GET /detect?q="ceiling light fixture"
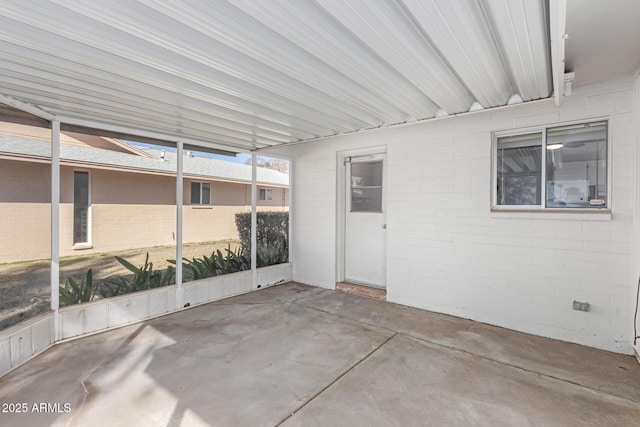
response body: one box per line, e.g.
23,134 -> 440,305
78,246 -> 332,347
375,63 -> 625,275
547,143 -> 564,150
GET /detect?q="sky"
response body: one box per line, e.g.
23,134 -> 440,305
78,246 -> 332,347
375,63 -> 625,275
127,140 -> 252,164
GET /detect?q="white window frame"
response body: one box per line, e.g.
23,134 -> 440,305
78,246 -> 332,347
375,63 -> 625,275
492,118 -> 611,211
191,181 -> 211,205
72,169 -> 92,249
259,188 -> 272,201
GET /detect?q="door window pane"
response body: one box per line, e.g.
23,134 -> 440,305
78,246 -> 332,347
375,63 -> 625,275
351,160 -> 383,212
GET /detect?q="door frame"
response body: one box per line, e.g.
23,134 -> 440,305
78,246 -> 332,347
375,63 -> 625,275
336,145 -> 387,287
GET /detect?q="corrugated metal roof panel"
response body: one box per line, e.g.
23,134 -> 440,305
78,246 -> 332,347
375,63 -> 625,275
0,0 -> 552,152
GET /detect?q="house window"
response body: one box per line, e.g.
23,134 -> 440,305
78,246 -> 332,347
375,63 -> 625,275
259,188 -> 272,201
191,182 -> 211,205
494,121 -> 608,209
73,171 -> 90,244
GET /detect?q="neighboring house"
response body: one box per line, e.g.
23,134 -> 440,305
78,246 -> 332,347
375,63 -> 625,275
0,124 -> 289,263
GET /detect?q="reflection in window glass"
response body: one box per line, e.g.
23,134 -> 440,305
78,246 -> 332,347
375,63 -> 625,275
546,121 -> 607,208
496,133 -> 542,206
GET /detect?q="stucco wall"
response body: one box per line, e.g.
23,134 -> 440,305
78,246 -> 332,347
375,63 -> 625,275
0,159 -> 51,263
58,167 -> 176,256
182,180 -> 288,244
1,163 -> 288,262
274,75 -> 636,354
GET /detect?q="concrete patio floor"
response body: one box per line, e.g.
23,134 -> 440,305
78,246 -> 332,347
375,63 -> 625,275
1,282 -> 639,426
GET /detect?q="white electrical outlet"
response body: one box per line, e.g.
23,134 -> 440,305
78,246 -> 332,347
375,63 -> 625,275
573,300 -> 590,312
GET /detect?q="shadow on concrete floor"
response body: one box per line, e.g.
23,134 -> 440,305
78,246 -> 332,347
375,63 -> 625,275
0,282 -> 639,426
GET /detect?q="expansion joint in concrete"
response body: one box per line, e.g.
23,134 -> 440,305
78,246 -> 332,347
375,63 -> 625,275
275,332 -> 398,426
293,299 -> 640,407
398,332 -> 640,407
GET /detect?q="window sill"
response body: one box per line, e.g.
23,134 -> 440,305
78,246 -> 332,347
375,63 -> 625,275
191,205 -> 213,209
490,209 -> 611,221
72,243 -> 93,250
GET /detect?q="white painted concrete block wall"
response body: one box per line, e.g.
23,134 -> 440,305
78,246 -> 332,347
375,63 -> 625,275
632,73 -> 640,360
283,75 -> 637,354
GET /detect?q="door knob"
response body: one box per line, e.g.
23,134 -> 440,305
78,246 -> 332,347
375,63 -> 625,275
382,224 -> 387,229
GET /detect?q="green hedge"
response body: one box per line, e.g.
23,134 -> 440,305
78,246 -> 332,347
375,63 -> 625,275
235,211 -> 289,266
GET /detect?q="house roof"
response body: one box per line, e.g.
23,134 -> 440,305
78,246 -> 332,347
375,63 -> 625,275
0,135 -> 289,187
0,2 -> 637,154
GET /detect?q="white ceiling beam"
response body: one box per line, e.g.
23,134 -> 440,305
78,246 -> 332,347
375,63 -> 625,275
549,0 -> 568,106
0,93 -> 55,121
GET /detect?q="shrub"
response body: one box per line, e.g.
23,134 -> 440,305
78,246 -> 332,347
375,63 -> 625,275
59,269 -> 95,307
235,211 -> 289,266
101,253 -> 175,298
170,245 -> 250,281
256,235 -> 288,267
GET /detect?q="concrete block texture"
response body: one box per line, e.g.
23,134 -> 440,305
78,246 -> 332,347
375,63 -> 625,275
277,75 -> 638,354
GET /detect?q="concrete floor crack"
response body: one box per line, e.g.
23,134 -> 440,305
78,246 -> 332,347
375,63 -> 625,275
67,379 -> 90,427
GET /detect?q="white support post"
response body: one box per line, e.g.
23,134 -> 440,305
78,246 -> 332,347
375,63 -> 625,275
176,141 -> 184,308
251,153 -> 257,289
550,0 -> 568,106
50,120 -> 60,340
288,158 -> 294,269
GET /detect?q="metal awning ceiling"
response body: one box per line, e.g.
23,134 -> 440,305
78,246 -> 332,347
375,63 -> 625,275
0,0 -> 553,153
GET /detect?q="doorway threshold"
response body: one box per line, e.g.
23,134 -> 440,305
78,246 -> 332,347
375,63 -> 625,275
336,282 -> 386,301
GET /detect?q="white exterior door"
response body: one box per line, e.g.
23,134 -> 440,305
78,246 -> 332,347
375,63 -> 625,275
345,153 -> 386,288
